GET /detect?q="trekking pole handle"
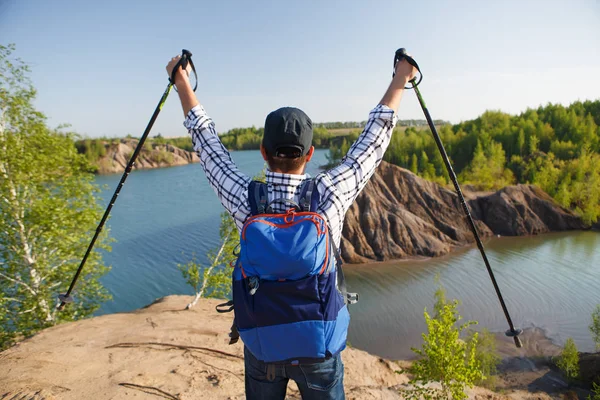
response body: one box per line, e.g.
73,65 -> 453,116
170,49 -> 198,92
393,48 -> 423,89
180,49 -> 192,70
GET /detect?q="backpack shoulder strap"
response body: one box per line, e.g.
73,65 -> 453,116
248,180 -> 268,215
298,178 -> 320,212
330,238 -> 359,305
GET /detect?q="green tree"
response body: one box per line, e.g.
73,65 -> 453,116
410,153 -> 418,174
406,284 -> 483,400
460,140 -> 513,190
517,129 -> 525,155
153,133 -> 166,145
590,305 -> 600,350
0,44 -> 111,349
555,338 -> 580,382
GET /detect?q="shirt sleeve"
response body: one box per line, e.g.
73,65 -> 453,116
323,104 -> 397,213
184,105 -> 251,219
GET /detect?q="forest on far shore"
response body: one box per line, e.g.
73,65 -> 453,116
76,100 -> 600,224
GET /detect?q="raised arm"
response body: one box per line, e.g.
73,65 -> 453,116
166,56 -> 251,224
324,57 -> 417,210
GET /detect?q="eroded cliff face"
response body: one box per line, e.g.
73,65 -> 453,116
96,140 -> 199,174
340,161 -> 587,263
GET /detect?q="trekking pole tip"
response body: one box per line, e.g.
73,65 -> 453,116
505,328 -> 523,348
514,335 -> 523,348
57,294 -> 74,311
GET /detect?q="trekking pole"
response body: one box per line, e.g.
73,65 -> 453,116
57,49 -> 198,311
393,48 -> 523,348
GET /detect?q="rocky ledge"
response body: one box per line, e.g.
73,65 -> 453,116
341,161 -> 587,263
1,296 -> 586,400
95,139 -> 199,174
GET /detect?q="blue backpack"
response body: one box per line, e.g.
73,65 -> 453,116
218,179 -> 357,363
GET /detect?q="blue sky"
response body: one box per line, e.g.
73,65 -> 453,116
1,0 -> 599,138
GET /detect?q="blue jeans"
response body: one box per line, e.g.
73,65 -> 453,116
244,347 -> 345,400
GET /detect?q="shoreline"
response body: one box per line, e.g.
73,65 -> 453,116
343,229 -> 598,270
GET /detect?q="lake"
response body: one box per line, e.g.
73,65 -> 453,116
94,149 -> 600,360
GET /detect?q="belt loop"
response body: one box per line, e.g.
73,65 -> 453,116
266,364 -> 276,381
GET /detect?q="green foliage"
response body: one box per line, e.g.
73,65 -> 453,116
590,305 -> 600,350
178,211 -> 238,301
153,133 -> 166,145
588,382 -> 600,400
177,257 -> 202,293
202,211 -> 238,299
459,140 -> 514,191
164,136 -> 193,152
219,126 -> 264,150
75,138 -> 106,167
405,285 -> 483,400
149,149 -> 174,164
554,338 -> 580,382
467,328 -> 501,390
517,148 -> 600,224
324,133 -> 358,168
0,44 -> 111,349
75,135 -> 196,172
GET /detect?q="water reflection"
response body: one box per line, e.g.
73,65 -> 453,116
344,231 -> 600,360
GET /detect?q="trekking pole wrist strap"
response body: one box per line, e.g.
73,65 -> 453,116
170,49 -> 198,92
393,47 -> 423,89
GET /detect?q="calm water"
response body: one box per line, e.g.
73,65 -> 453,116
95,149 -> 600,359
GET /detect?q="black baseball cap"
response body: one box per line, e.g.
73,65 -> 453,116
262,107 -> 313,157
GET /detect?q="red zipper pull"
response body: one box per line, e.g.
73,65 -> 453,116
284,208 -> 295,224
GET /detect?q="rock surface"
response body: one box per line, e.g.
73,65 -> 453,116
96,139 -> 199,174
0,296 -> 409,399
0,296 -> 564,400
340,162 -> 587,263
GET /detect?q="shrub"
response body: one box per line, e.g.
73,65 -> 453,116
554,338 -> 580,382
404,285 -> 483,400
588,382 -> 600,400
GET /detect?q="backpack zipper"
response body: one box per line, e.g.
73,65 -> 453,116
242,212 -> 327,240
241,212 -> 331,277
248,276 -> 260,295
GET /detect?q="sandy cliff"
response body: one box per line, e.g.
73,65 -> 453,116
341,161 -> 587,263
95,140 -> 199,174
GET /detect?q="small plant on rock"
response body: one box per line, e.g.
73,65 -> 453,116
554,337 -> 580,383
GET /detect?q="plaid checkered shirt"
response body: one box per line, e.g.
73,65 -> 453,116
184,104 -> 397,249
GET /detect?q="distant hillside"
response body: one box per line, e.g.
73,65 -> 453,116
76,118 -> 451,169
314,118 -> 450,129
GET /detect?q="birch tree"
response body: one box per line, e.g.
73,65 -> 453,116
0,44 -> 111,349
179,211 -> 238,309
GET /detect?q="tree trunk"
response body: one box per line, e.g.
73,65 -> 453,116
186,232 -> 231,310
